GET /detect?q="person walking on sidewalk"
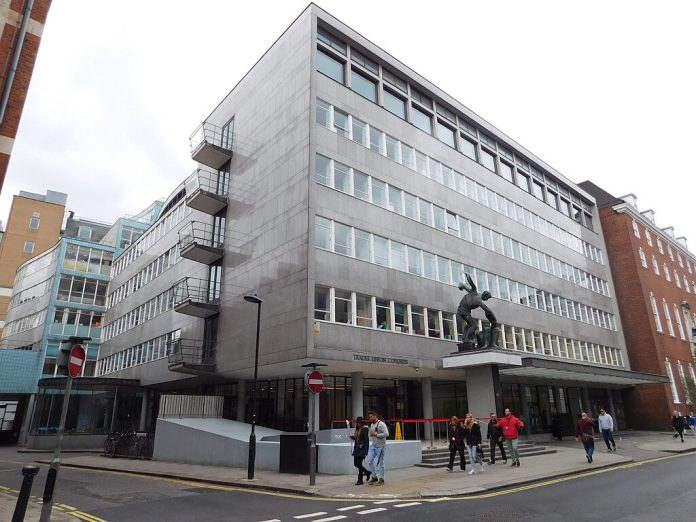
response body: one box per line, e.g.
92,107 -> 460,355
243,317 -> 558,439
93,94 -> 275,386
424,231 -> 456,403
576,412 -> 595,463
688,412 -> 696,437
366,410 -> 389,486
496,408 -> 525,467
463,413 -> 485,475
598,408 -> 616,452
349,416 -> 371,485
672,411 -> 686,442
485,412 -> 507,464
446,416 -> 466,472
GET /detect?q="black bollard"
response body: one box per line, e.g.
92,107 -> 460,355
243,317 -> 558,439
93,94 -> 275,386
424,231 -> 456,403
12,465 -> 40,522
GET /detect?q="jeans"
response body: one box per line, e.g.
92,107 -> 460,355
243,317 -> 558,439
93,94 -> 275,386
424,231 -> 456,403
367,445 -> 386,480
466,445 -> 483,469
505,438 -> 520,463
601,429 -> 615,450
448,446 -> 466,470
489,438 -> 507,463
583,439 -> 595,460
353,455 -> 370,481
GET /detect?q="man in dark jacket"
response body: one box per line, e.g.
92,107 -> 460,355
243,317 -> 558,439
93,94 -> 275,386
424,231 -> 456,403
485,412 -> 507,464
672,411 -> 687,442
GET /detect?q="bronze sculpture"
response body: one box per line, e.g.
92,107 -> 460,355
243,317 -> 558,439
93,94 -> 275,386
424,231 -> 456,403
457,273 -> 499,349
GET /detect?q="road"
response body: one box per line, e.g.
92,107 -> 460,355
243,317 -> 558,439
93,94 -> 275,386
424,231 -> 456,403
0,446 -> 694,521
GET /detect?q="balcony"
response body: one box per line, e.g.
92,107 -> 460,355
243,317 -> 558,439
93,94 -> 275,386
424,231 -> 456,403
172,278 -> 219,318
190,122 -> 233,170
185,168 -> 228,215
178,221 -> 224,265
168,338 -> 216,374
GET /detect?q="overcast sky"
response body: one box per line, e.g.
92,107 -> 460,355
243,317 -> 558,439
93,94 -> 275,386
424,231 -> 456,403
2,0 -> 695,250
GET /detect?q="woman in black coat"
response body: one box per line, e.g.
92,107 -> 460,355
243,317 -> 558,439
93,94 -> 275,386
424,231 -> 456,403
463,413 -> 485,474
446,416 -> 466,471
350,416 -> 371,484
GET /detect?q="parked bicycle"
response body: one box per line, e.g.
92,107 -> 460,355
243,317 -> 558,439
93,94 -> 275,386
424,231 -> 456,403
103,430 -> 153,459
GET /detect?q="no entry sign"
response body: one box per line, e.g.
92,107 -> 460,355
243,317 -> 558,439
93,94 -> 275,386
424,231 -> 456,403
305,369 -> 324,394
68,344 -> 86,378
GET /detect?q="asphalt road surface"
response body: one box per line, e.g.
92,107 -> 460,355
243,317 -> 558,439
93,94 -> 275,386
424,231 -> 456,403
0,447 -> 693,521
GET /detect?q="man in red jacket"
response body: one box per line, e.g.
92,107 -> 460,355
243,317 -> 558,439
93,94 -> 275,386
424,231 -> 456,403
496,408 -> 525,467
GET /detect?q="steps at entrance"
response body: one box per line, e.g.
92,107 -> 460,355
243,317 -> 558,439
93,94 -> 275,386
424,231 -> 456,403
417,440 -> 556,468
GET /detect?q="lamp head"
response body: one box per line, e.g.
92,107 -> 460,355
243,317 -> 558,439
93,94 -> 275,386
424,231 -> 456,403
244,293 -> 263,304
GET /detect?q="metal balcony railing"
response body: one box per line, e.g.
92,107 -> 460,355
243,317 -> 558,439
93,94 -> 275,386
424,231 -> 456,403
178,221 -> 224,265
167,338 -> 216,374
172,277 -> 219,318
184,168 -> 229,215
189,122 -> 233,170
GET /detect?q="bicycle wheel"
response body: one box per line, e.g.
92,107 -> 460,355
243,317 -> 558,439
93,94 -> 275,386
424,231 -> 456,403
138,436 -> 153,459
104,438 -> 116,457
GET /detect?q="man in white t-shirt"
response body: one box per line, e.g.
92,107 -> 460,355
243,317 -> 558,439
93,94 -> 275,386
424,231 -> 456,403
366,410 -> 389,486
598,409 -> 616,452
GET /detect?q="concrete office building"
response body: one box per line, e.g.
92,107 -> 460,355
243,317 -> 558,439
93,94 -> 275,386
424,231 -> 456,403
95,4 -> 666,438
0,189 -> 66,338
0,0 -> 52,193
580,183 -> 696,429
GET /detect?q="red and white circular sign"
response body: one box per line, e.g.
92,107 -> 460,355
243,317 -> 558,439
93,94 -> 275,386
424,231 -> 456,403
68,344 -> 86,378
305,369 -> 324,394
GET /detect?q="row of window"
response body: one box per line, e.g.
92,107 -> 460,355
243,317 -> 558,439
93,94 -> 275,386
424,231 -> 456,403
315,216 -> 617,331
97,330 -> 180,376
3,309 -> 46,337
316,99 -> 604,264
665,358 -> 696,404
314,285 -> 623,367
315,31 -> 595,230
316,153 -> 610,297
16,246 -> 58,280
8,278 -> 51,310
56,275 -> 108,307
107,244 -> 181,309
639,248 -> 696,293
648,293 -> 690,341
63,243 -> 113,276
112,200 -> 190,277
102,288 -> 176,342
633,219 -> 693,274
119,225 -> 145,250
50,308 -> 103,338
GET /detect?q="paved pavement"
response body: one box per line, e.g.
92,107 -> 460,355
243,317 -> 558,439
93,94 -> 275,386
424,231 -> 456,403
1,430 -> 694,519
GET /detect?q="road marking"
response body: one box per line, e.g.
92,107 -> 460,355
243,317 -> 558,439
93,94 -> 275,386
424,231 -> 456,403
336,505 -> 365,511
294,513 -> 328,519
394,502 -> 421,507
372,500 -> 394,504
70,511 -> 108,522
259,519 -> 280,522
356,507 -> 387,514
58,502 -> 77,510
312,517 -> 346,522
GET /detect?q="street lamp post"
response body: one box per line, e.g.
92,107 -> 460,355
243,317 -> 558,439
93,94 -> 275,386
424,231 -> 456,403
244,293 -> 263,480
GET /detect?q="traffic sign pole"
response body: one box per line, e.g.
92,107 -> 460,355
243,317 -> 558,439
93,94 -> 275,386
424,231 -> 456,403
302,363 -> 326,486
40,336 -> 90,522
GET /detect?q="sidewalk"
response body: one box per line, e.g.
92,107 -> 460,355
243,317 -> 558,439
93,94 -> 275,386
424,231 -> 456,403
33,430 -> 696,499
0,490 -> 80,521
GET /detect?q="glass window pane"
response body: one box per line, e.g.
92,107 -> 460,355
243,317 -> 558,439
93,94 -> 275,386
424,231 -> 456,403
334,223 -> 352,256
383,89 -> 406,119
314,216 -> 331,249
371,179 -> 386,207
315,154 -> 330,185
356,294 -> 372,327
355,229 -> 371,261
436,121 -> 455,147
354,170 -> 369,200
481,149 -> 496,172
351,70 -> 376,101
334,161 -> 350,193
461,137 -> 477,160
373,236 -> 389,266
316,49 -> 344,83
411,105 -> 432,134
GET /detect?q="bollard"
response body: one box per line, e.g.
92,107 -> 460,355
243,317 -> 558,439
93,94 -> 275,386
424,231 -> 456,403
12,465 -> 40,522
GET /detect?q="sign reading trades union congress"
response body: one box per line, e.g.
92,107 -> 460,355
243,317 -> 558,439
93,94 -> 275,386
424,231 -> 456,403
353,354 -> 409,365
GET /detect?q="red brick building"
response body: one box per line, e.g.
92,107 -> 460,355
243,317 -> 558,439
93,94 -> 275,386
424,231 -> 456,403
0,0 -> 52,194
581,182 -> 696,429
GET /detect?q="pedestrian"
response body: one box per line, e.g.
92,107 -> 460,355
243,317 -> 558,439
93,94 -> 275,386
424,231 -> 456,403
496,408 -> 525,467
597,408 -> 617,452
671,410 -> 686,442
575,412 -> 595,463
366,410 -> 389,486
485,412 -> 507,464
446,416 -> 466,472
349,416 -> 371,485
463,413 -> 485,475
688,412 -> 696,437
550,415 -> 563,441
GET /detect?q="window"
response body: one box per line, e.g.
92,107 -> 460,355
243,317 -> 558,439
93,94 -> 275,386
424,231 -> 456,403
29,216 -> 40,229
333,108 -> 349,137
411,306 -> 425,335
645,229 -> 653,246
515,173 -> 529,192
77,226 -> 93,240
663,299 -> 675,336
531,181 -> 544,200
350,49 -> 378,74
317,27 -> 346,54
334,290 -> 352,324
333,223 -> 352,256
334,161 -> 350,193
675,270 -> 681,288
354,170 -> 369,201
316,49 -> 344,83
315,154 -> 330,185
352,118 -> 367,145
499,161 -> 513,182
355,293 -> 372,327
668,245 -> 674,260
316,99 -> 330,127
427,309 -> 440,338
639,248 -> 647,268
410,105 -> 432,134
23,241 -> 35,253
314,216 -> 331,250
376,298 -> 391,330
436,120 -> 455,147
665,359 -> 680,403
350,70 -> 377,101
382,89 -> 406,119
657,239 -> 664,254
394,302 -> 408,332
460,136 -> 477,161
674,304 -> 686,340
391,241 -> 406,271
632,219 -> 640,238
355,229 -> 370,261
652,256 -> 660,275
314,286 -> 330,320
480,149 -> 496,172
383,69 -> 407,92
664,264 -> 671,281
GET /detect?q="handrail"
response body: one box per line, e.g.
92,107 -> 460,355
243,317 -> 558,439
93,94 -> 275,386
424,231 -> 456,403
178,221 -> 224,250
185,167 -> 229,198
168,338 -> 216,367
172,277 -> 218,305
189,122 -> 233,153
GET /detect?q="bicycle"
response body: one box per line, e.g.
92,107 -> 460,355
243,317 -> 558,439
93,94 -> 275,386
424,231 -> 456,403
103,430 -> 138,458
136,433 -> 154,459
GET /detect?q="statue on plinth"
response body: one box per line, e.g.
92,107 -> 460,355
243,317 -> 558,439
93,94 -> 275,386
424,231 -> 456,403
457,273 -> 499,350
